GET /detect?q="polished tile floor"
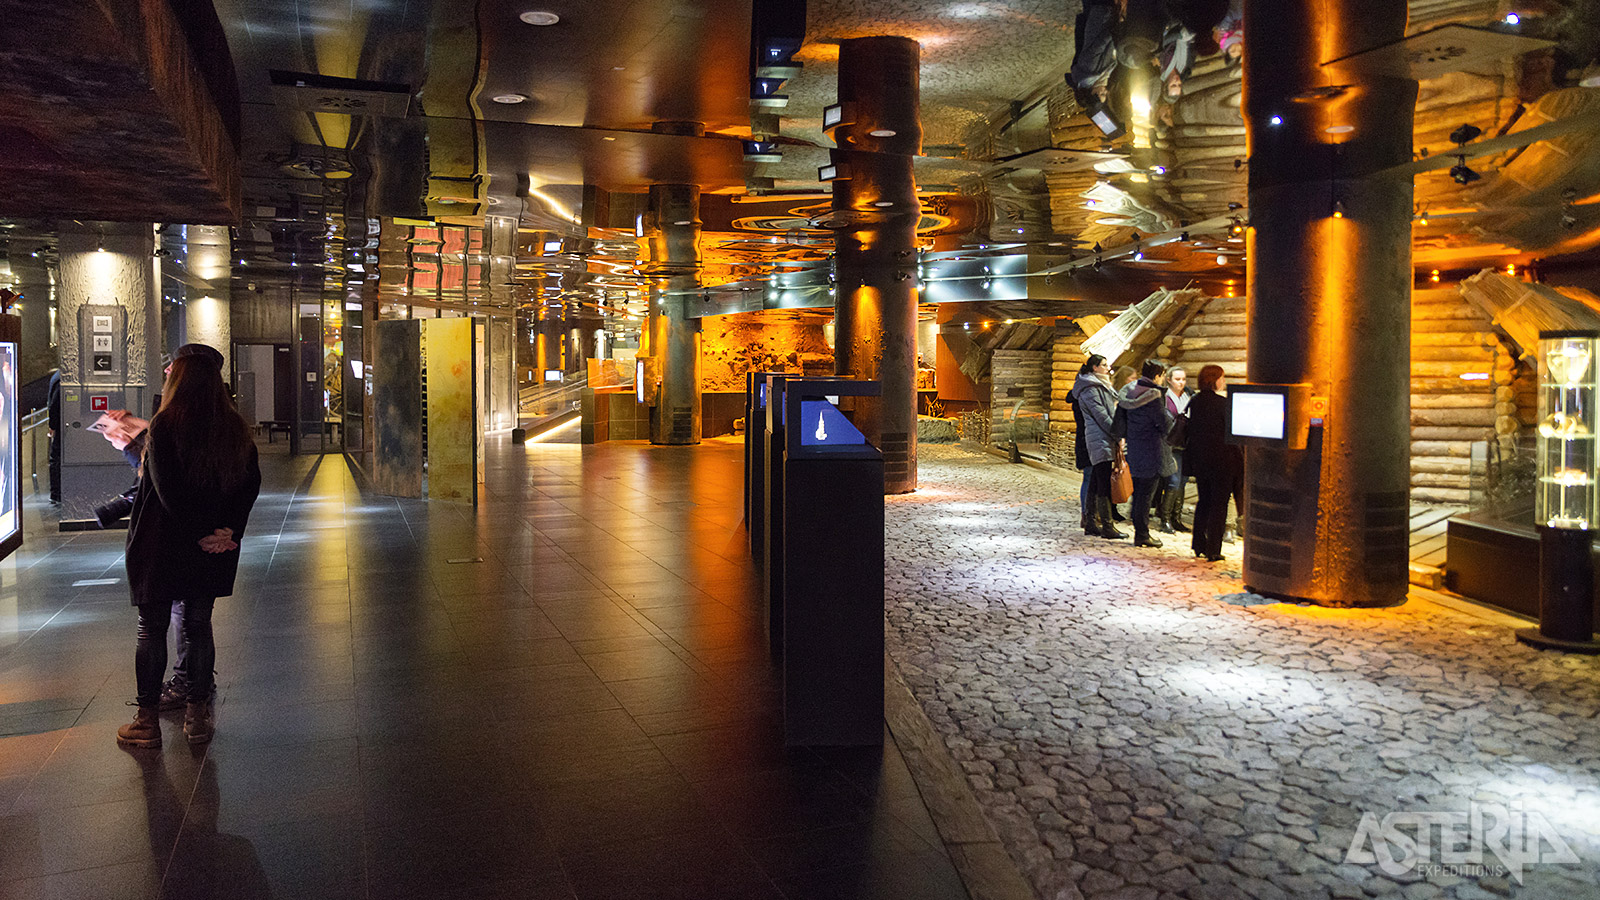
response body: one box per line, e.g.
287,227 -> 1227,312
0,438 -> 969,900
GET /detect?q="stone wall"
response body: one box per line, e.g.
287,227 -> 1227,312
700,314 -> 831,392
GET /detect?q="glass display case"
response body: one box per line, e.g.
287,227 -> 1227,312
1536,331 -> 1599,530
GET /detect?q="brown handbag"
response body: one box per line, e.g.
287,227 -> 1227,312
1110,445 -> 1134,504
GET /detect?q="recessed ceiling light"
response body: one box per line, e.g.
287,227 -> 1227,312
519,11 -> 560,25
602,136 -> 617,141
872,201 -> 894,207
673,220 -> 693,226
1325,124 -> 1354,134
868,128 -> 897,137
492,93 -> 528,104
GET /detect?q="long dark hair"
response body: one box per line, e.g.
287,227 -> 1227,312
149,356 -> 253,491
1079,354 -> 1106,376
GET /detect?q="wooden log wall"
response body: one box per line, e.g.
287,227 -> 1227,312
1161,295 -> 1248,382
1409,288 -> 1504,505
990,349 -> 1049,439
1047,324 -> 1088,469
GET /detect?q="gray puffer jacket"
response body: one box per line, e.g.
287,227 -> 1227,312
1070,371 -> 1119,466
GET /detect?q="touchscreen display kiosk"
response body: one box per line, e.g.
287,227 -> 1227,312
1231,391 -> 1286,440
1227,383 -> 1314,450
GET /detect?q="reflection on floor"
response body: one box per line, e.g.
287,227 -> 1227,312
0,438 -> 969,900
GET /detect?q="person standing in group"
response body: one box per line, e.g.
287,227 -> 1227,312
1159,366 -> 1193,533
1186,365 -> 1241,562
1070,354 -> 1124,539
1118,360 -> 1172,548
116,355 -> 260,749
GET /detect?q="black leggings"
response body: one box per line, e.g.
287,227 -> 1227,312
136,598 -> 216,708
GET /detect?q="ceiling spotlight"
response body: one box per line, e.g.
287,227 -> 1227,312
1216,254 -> 1228,266
872,200 -> 894,208
868,128 -> 897,138
673,219 -> 693,226
492,93 -> 528,104
1449,156 -> 1480,185
519,11 -> 560,25
1449,124 -> 1484,146
1268,115 -> 1283,126
1503,12 -> 1520,25
1152,166 -> 1167,175
1325,124 -> 1354,134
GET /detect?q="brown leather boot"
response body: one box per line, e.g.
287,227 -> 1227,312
117,706 -> 162,748
184,700 -> 214,745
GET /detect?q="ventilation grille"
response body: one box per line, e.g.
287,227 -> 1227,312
1246,485 -> 1295,580
1364,490 -> 1411,583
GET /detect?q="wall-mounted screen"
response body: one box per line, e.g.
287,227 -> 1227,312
1231,391 -> 1286,440
0,340 -> 20,560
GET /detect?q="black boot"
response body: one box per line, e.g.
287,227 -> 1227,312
1165,490 -> 1188,533
1082,511 -> 1103,537
1098,498 -> 1126,539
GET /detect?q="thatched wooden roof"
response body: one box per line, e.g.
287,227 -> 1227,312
1458,269 -> 1600,360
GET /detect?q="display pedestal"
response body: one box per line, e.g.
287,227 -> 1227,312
762,374 -> 789,657
1517,526 -> 1600,654
782,450 -> 885,746
777,377 -> 884,747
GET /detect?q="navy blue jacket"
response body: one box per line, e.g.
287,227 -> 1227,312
1118,377 -> 1171,479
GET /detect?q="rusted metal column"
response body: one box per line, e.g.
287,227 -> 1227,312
1242,1 -> 1417,607
644,183 -> 702,445
831,36 -> 922,494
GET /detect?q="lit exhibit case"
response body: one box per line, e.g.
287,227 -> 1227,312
0,314 -> 20,561
1535,332 -> 1596,530
1517,330 -> 1600,653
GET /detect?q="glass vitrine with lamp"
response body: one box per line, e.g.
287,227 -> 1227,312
1535,331 -> 1598,530
1517,329 -> 1600,653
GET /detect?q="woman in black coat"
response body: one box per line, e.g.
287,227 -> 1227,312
117,356 -> 260,749
1186,365 -> 1242,562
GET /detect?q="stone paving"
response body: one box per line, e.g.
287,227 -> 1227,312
885,445 -> 1600,900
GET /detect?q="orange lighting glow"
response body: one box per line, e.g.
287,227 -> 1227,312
1430,269 -> 1441,282
1506,263 -> 1517,276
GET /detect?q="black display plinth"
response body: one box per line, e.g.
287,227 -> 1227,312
745,372 -> 780,563
783,451 -> 885,746
778,378 -> 884,747
762,374 -> 790,657
1517,526 -> 1600,653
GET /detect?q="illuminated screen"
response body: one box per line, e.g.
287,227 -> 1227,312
798,399 -> 866,446
1231,391 -> 1286,440
0,342 -> 18,556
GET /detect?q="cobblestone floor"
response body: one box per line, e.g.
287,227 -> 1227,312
886,446 -> 1600,900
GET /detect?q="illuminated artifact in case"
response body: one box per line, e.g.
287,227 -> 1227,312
1536,333 -> 1597,530
1517,330 -> 1600,653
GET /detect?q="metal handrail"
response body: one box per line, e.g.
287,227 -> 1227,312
20,407 -> 50,496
